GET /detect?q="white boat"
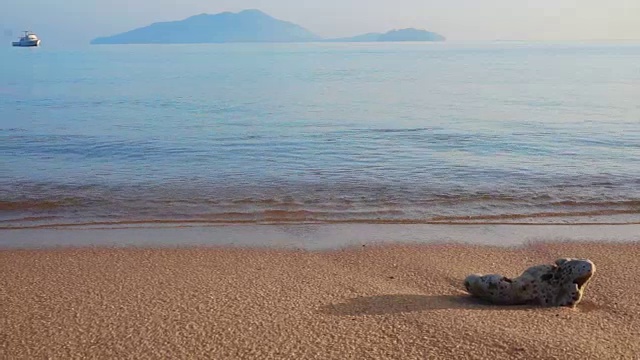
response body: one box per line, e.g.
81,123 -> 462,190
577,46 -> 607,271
12,31 -> 41,47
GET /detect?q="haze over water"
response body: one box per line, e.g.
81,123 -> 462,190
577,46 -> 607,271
2,42 -> 640,229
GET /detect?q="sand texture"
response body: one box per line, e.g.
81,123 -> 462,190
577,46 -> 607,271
2,242 -> 639,359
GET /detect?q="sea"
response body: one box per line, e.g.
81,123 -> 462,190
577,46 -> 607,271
2,42 -> 640,233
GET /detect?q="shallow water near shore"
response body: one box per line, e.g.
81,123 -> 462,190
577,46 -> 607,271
2,224 -> 639,250
2,42 -> 640,233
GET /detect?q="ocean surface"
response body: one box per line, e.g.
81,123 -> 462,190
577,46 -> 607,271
2,42 -> 640,229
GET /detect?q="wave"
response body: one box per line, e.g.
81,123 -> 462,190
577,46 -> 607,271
2,207 -> 640,230
430,209 -> 640,222
3,180 -> 640,229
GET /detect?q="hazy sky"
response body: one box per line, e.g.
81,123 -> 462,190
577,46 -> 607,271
2,0 -> 639,45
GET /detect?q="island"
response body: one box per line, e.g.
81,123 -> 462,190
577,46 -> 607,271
91,10 -> 445,45
327,29 -> 446,43
91,10 -> 321,44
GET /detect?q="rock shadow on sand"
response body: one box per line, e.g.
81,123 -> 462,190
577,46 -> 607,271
321,294 -> 532,316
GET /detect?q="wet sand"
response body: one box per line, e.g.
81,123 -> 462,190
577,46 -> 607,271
2,241 -> 639,359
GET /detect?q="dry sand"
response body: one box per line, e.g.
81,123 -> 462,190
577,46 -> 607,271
2,241 -> 639,359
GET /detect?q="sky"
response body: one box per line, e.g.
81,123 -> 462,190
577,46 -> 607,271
1,0 -> 639,45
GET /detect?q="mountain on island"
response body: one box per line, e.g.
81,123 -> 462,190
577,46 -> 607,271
91,10 -> 321,44
91,10 -> 445,45
327,28 -> 446,42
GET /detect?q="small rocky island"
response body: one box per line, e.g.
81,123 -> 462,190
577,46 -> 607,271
329,28 -> 446,42
91,10 -> 445,45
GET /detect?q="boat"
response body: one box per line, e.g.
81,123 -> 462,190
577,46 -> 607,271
12,31 -> 41,47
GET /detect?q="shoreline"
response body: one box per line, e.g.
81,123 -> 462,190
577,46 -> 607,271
2,241 -> 639,359
2,223 -> 639,250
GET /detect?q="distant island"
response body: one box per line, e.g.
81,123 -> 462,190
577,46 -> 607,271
91,10 -> 445,45
328,28 -> 445,42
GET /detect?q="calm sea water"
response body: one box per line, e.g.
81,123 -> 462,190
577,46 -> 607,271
1,42 -> 640,228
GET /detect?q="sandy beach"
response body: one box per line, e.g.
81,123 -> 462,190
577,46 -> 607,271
2,241 -> 639,359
